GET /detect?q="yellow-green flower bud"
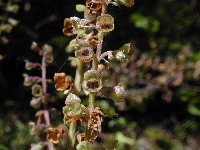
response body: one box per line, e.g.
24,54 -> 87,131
112,43 -> 131,62
63,93 -> 82,123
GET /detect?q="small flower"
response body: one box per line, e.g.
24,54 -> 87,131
42,44 -> 54,64
82,70 -> 102,94
75,46 -> 94,62
112,43 -> 131,62
23,74 -> 41,86
63,93 -> 82,123
32,84 -> 43,97
70,17 -> 94,35
54,73 -> 73,91
30,97 -> 43,109
63,18 -> 74,36
86,0 -> 102,11
100,83 -> 124,103
84,8 -> 101,24
45,127 -> 63,144
25,60 -> 41,70
96,14 -> 114,33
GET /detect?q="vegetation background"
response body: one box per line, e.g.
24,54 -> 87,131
0,0 -> 200,149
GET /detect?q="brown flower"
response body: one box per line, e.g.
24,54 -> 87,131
54,73 -> 73,91
45,127 -> 63,144
86,0 -> 102,11
87,107 -> 104,142
63,18 -> 74,36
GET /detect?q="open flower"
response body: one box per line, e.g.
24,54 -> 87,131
75,46 -> 94,62
96,14 -> 114,33
32,84 -> 43,97
63,18 -> 74,36
45,127 -> 63,144
54,73 -> 73,91
82,70 -> 102,94
86,0 -> 102,11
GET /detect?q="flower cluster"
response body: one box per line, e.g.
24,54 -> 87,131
23,43 -> 54,149
24,0 -> 133,149
50,0 -> 133,149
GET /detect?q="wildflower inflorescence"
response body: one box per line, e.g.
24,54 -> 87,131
24,0 -> 133,149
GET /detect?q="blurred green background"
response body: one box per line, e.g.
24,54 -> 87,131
1,0 -> 200,149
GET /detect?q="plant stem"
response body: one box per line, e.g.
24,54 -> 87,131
42,56 -> 51,126
42,54 -> 53,148
74,59 -> 83,95
68,58 -> 83,149
96,31 -> 103,60
88,92 -> 95,110
69,120 -> 76,149
96,1 -> 107,60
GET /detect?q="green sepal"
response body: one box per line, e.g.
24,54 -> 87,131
76,4 -> 86,12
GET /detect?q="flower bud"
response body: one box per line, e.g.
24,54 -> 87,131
82,70 -> 102,94
31,42 -> 41,53
25,60 -> 41,70
112,43 -> 130,62
96,14 -> 114,33
42,44 -> 54,64
31,84 -> 43,97
23,74 -> 42,86
30,97 -> 43,109
63,93 -> 82,123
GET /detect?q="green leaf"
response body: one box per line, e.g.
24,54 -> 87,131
115,132 -> 135,145
188,103 -> 200,116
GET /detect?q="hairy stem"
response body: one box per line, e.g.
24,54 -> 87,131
96,1 -> 107,60
88,92 -> 95,110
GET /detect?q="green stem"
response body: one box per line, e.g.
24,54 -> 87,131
68,57 -> 83,149
69,120 -> 76,149
88,93 -> 95,110
74,59 -> 83,95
